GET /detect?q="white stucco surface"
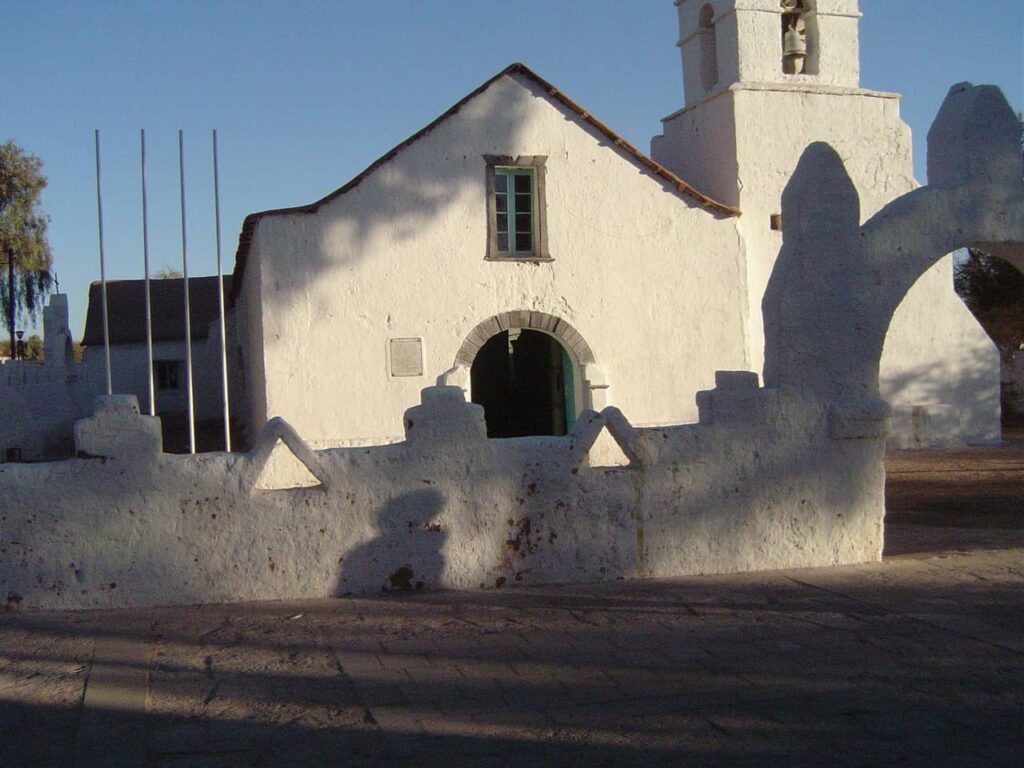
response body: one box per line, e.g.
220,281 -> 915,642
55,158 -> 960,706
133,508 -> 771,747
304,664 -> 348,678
4,3 -> 1010,469
0,383 -> 885,611
761,86 -> 1023,424
226,2 -> 1010,454
237,71 -> 749,449
676,0 -> 862,107
83,336 -> 227,423
881,258 -> 1000,447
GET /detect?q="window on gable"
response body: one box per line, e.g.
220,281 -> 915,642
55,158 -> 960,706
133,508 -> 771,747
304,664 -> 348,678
496,168 -> 535,254
485,155 -> 550,261
155,360 -> 181,391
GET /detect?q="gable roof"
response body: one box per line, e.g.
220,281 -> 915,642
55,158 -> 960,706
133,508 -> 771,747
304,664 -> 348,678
82,275 -> 232,346
230,62 -> 740,300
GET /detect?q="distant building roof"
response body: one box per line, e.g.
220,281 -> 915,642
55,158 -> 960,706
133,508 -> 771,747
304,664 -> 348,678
81,276 -> 232,346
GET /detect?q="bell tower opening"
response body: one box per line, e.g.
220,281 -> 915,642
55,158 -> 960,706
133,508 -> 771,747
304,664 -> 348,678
699,4 -> 719,92
469,329 -> 576,438
781,0 -> 818,76
781,1 -> 808,74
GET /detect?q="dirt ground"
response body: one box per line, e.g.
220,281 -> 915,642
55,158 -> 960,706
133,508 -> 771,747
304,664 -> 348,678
884,437 -> 1024,556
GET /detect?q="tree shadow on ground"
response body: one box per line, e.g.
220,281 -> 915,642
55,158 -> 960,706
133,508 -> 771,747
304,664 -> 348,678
1,552 -> 1022,767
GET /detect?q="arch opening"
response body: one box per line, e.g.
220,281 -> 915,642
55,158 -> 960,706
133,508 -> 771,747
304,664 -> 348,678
470,329 -> 575,438
780,1 -> 817,75
699,4 -> 719,92
880,251 -> 1002,448
953,248 -> 1024,439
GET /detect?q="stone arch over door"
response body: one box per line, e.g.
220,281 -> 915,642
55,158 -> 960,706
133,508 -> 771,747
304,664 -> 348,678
455,310 -> 595,368
446,310 -> 609,416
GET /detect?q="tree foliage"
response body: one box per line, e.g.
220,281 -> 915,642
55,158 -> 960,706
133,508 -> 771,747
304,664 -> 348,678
0,334 -> 43,361
0,141 -> 53,326
954,248 -> 1024,354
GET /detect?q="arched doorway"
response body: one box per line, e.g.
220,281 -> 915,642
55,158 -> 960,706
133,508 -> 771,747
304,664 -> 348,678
470,329 -> 575,438
453,310 -> 599,438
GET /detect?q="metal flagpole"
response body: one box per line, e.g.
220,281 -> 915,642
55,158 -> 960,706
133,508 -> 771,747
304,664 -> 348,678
94,130 -> 112,395
212,130 -> 231,452
178,130 -> 196,454
141,129 -> 156,416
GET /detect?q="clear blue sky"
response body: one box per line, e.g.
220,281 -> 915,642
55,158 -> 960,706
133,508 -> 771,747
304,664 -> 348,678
4,0 -> 1022,339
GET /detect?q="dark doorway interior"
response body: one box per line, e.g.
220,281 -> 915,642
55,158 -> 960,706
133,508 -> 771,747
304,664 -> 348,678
158,412 -> 243,454
470,329 -> 573,438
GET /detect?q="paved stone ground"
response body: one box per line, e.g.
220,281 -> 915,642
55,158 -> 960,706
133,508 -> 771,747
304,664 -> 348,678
1,445 -> 1021,767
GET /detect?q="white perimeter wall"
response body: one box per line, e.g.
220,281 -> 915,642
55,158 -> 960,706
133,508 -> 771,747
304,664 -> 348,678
0,360 -> 101,460
0,385 -> 886,612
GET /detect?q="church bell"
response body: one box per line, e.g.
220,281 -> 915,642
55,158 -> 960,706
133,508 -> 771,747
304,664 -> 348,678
783,26 -> 807,57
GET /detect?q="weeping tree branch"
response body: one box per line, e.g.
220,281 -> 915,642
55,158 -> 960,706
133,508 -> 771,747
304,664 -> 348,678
0,141 -> 53,356
954,248 -> 1024,358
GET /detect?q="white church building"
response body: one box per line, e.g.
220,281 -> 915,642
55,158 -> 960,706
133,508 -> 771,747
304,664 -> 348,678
228,0 -> 998,453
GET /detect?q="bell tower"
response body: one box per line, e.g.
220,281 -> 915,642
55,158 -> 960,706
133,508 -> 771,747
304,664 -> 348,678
652,0 -> 998,449
652,0 -> 915,373
676,0 -> 863,109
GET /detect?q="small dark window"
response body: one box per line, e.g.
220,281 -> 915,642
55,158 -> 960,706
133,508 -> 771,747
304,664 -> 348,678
155,360 -> 181,391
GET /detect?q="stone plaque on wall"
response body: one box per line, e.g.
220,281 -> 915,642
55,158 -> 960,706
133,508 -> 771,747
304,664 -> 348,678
389,338 -> 424,377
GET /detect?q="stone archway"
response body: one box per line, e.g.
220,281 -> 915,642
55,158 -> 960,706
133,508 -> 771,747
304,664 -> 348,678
454,310 -> 595,368
762,85 -> 1024,411
471,329 -> 573,438
449,311 -> 606,437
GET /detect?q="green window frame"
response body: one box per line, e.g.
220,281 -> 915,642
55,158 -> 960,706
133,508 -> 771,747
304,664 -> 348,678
485,155 -> 550,261
494,168 -> 536,255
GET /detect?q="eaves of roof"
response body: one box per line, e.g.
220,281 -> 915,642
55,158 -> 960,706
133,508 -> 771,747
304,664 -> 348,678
230,62 -> 740,301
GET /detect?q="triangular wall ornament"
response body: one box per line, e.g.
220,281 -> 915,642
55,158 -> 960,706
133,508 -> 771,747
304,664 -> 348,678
590,407 -> 641,469
565,407 -> 642,470
243,417 -> 330,493
588,426 -> 632,468
254,440 -> 323,490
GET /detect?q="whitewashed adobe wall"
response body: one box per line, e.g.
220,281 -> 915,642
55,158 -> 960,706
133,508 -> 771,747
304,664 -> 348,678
0,295 -> 102,461
653,0 -> 1001,447
0,381 -> 885,611
0,362 -> 100,460
236,70 -> 749,450
761,85 -> 1023,441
